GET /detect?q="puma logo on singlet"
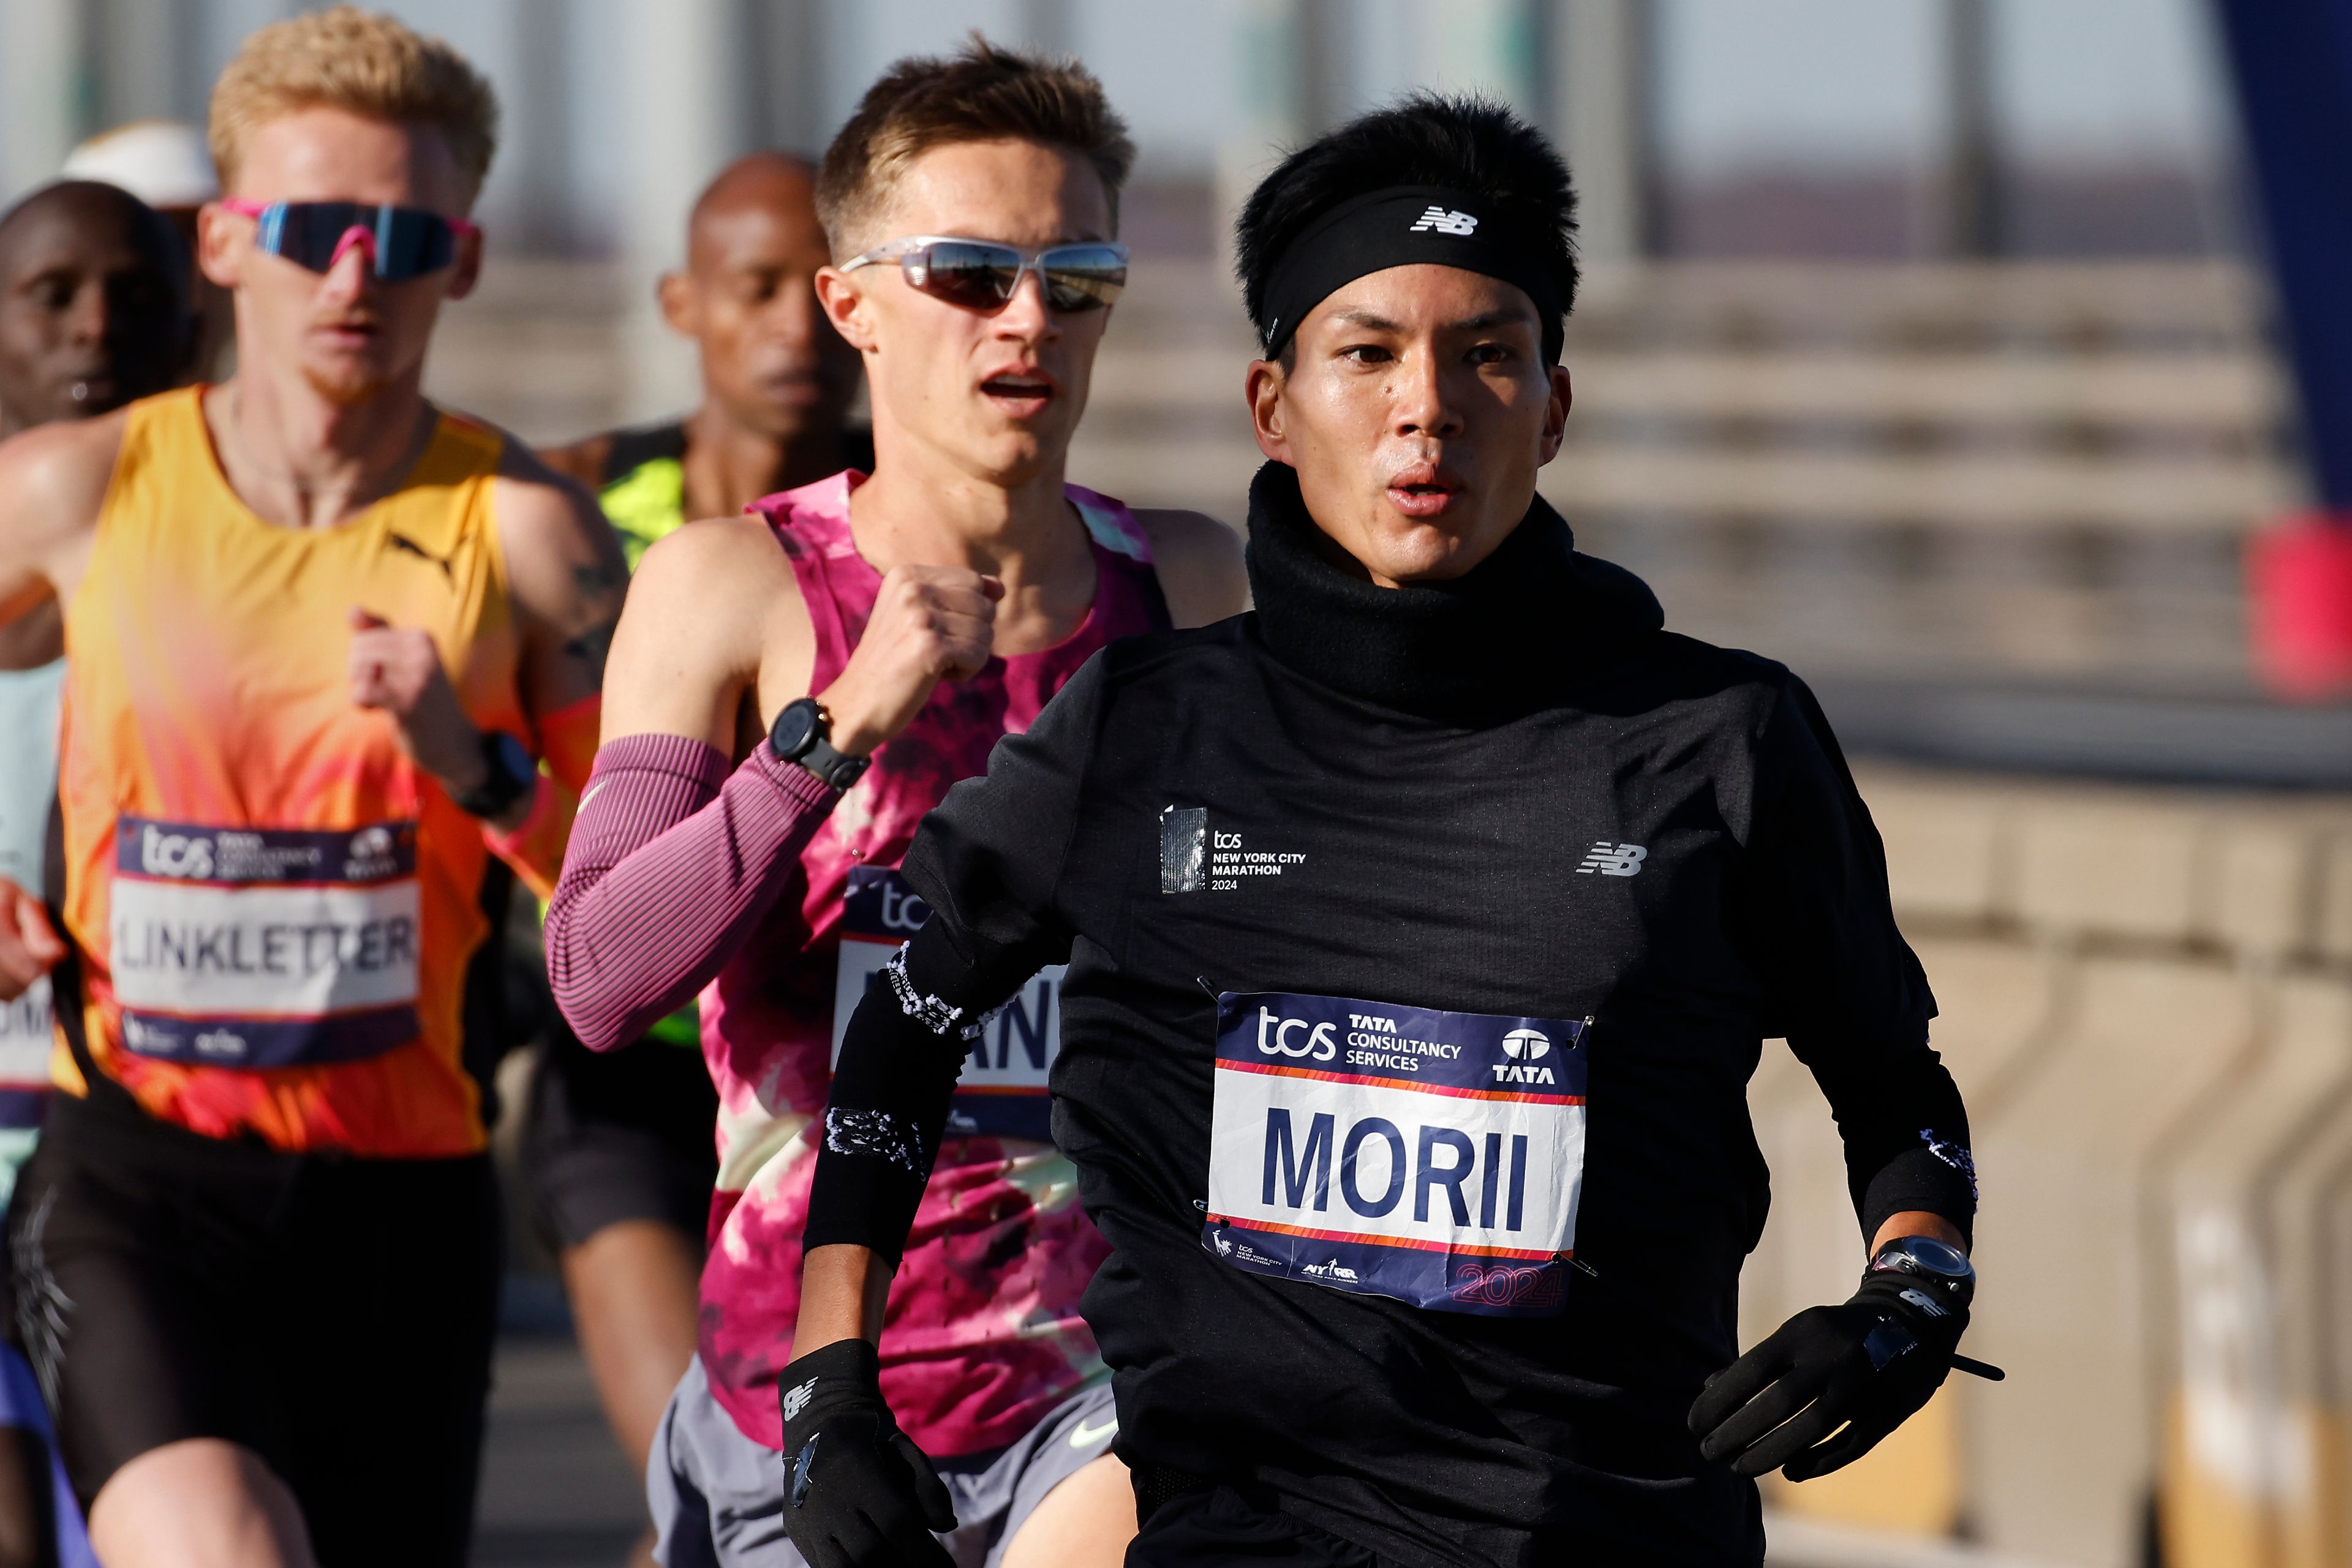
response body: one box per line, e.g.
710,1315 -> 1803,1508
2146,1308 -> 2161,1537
387,532 -> 453,579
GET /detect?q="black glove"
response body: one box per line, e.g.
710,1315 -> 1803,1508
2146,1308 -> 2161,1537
1687,1250 -> 1970,1482
778,1339 -> 956,1568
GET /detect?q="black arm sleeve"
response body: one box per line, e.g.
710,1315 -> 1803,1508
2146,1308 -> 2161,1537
801,656 -> 1104,1262
1738,676 -> 1977,1246
802,922 -> 1019,1261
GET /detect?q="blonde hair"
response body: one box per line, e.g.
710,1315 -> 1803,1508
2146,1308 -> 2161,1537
817,36 -> 1134,256
209,7 -> 499,201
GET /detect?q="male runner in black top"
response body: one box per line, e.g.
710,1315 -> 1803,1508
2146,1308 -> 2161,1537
779,96 -> 1983,1567
531,151 -> 863,1568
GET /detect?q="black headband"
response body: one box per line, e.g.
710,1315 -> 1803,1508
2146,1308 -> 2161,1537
1257,184 -> 1564,363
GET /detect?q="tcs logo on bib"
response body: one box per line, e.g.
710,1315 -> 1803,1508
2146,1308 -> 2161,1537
1256,1006 -> 1336,1062
139,824 -> 214,880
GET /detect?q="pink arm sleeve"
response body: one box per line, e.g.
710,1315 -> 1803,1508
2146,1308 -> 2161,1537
545,731 -> 841,1051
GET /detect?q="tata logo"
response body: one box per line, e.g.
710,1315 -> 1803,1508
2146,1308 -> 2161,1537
345,824 -> 398,880
138,824 -> 214,880
1502,1028 -> 1549,1061
1256,1006 -> 1337,1062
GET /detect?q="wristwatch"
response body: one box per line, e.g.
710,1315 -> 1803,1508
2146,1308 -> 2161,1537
1868,1235 -> 1976,1309
453,729 -> 538,820
769,698 -> 869,791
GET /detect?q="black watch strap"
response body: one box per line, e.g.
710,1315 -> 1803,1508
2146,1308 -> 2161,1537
795,731 -> 869,792
769,698 -> 870,792
453,730 -> 537,820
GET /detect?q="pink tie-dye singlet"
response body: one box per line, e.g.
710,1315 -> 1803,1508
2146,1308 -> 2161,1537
698,472 -> 1170,1455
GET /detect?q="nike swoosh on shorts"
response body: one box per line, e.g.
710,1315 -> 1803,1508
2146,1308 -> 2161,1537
1068,1413 -> 1118,1449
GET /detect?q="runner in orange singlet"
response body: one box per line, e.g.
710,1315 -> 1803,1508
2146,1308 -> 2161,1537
0,12 -> 625,1568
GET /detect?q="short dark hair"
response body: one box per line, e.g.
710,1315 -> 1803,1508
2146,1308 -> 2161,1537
0,181 -> 189,306
1235,94 -> 1578,360
817,36 -> 1136,257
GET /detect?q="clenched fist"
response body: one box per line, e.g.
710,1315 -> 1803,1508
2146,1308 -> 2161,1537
0,876 -> 63,1003
348,608 -> 492,799
818,566 -> 1005,757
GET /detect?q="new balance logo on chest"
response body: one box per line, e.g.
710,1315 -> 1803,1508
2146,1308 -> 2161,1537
1577,842 -> 1647,877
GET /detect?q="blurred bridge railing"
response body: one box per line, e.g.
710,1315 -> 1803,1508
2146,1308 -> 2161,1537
1066,257 -> 2302,698
1756,764 -> 2352,1568
434,257 -> 2297,708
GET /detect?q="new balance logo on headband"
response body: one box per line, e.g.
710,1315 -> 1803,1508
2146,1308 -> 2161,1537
1409,206 -> 1479,236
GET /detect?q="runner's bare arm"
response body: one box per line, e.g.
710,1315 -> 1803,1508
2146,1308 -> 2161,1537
495,443 -> 633,720
533,432 -> 614,494
541,516 -> 834,1048
0,412 -> 121,628
0,415 -> 116,998
458,443 -> 632,893
1134,508 -> 1250,628
545,519 -> 1001,1049
793,1245 -> 897,1355
346,439 -> 625,859
598,513 -> 802,753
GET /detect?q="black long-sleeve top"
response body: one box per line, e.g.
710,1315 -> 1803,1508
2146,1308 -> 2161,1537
807,472 -> 1974,1568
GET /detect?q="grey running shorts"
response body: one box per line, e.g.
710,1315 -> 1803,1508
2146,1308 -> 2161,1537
650,1355 -> 1120,1568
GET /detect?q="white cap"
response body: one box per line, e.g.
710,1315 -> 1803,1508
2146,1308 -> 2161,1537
61,121 -> 218,211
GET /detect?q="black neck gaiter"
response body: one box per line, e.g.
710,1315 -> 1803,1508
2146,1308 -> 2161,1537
1243,461 -> 1664,720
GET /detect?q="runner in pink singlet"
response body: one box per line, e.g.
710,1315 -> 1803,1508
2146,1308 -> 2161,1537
544,41 -> 1249,1568
697,472 -> 1168,1456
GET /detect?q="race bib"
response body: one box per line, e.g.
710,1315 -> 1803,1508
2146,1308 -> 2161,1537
832,866 -> 1061,1140
1204,990 -> 1588,1317
108,817 -> 421,1068
0,976 -> 50,1129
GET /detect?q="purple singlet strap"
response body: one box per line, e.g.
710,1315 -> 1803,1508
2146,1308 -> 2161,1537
545,733 -> 841,1051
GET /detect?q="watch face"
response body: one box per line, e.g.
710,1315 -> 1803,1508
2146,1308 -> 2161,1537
772,701 -> 818,758
492,731 -> 533,785
1883,1237 -> 1973,1280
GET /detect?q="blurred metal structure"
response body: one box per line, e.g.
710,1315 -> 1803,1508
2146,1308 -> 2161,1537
614,0 -> 750,424
1416,0 -> 1540,113
1552,0 -> 1654,264
2,0 -> 86,201
1208,0 -> 1326,258
2211,0 -> 2352,696
1942,0 -> 1999,258
2211,0 -> 2352,516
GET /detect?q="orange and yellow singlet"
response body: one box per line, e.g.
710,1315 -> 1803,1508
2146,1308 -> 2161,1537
55,387 -> 589,1156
